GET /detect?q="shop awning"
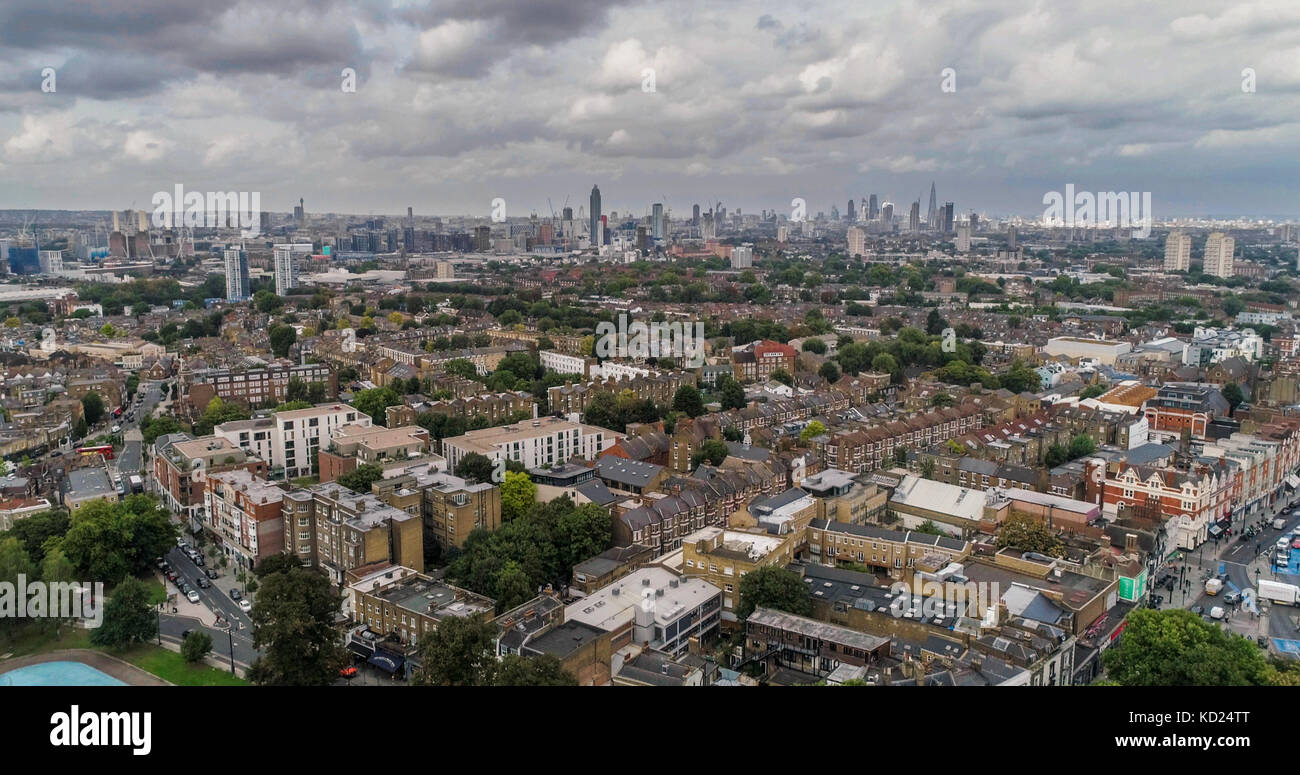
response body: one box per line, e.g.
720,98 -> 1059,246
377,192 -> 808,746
367,651 -> 404,673
1286,474 -> 1300,489
347,640 -> 374,658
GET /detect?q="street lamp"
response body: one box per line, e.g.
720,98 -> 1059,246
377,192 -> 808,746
227,624 -> 236,675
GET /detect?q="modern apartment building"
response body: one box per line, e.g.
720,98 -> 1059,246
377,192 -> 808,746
151,433 -> 267,528
203,469 -> 285,569
370,464 -> 501,550
216,403 -> 370,479
347,565 -> 494,649
441,416 -> 623,471
564,567 -> 723,657
317,424 -> 430,483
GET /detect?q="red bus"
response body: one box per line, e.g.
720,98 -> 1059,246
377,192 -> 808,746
76,445 -> 115,460
112,406 -> 124,418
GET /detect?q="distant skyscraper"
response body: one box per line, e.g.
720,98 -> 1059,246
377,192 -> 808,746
846,199 -> 856,222
1204,232 -> 1235,278
908,201 -> 921,232
880,202 -> 894,228
867,194 -> 879,221
273,245 -> 297,295
1007,226 -> 1018,251
942,203 -> 954,233
731,245 -> 753,268
589,185 -> 601,243
1163,231 -> 1192,272
224,248 -> 250,301
692,203 -> 700,226
927,182 -> 937,229
652,203 -> 664,239
969,213 -> 979,232
293,198 -> 305,223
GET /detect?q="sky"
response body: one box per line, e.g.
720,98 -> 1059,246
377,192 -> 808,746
1,0 -> 1299,220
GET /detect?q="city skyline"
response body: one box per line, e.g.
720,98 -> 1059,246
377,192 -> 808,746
0,1 -> 1298,218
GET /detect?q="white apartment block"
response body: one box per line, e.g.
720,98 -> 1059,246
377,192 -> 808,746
273,245 -> 298,295
1203,232 -> 1235,279
590,361 -> 653,381
1163,231 -> 1191,272
730,245 -> 753,268
216,403 -> 370,479
539,350 -> 593,377
441,416 -> 623,471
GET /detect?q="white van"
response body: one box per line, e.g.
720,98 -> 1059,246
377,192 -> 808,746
1274,517 -> 1287,530
1209,606 -> 1225,620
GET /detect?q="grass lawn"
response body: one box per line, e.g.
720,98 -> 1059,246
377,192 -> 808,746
291,475 -> 320,487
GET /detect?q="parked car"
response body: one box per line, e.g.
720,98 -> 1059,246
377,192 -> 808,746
185,589 -> 201,604
204,568 -> 218,580
192,554 -> 204,567
196,577 -> 211,589
181,629 -> 194,640
229,589 -> 242,601
238,598 -> 252,613
1191,605 -> 1204,615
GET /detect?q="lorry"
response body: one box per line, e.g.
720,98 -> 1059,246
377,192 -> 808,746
1257,579 -> 1300,606
1205,578 -> 1223,596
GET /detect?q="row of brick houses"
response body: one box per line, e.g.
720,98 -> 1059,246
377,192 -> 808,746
385,390 -> 534,427
182,362 -> 338,414
815,403 -> 986,474
548,370 -> 697,417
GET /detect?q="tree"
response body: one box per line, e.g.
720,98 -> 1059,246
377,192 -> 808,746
81,392 -> 105,426
56,496 -> 176,586
1044,443 -> 1069,468
1102,609 -> 1271,686
1222,382 -> 1244,414
995,514 -> 1063,556
338,463 -> 384,494
719,376 -> 747,410
495,560 -> 533,612
286,377 -> 310,403
90,577 -> 156,649
1067,433 -> 1097,460
770,368 -> 793,386
736,566 -> 813,620
672,385 -> 705,418
692,439 -> 728,467
455,452 -> 497,485
193,396 -> 251,436
0,508 -> 70,565
926,309 -> 948,336
487,654 -> 577,686
248,566 -> 347,686
351,386 -> 401,427
140,415 -> 187,445
931,392 -> 955,407
268,324 -> 297,358
800,421 -> 826,443
253,289 -> 283,313
182,630 -> 214,663
500,470 -> 537,522
413,615 -> 498,686
252,553 -> 302,578
869,353 -> 898,376
894,445 -> 909,466
818,361 -> 840,383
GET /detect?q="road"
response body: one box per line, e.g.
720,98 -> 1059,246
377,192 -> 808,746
165,545 -> 254,633
114,381 -> 165,476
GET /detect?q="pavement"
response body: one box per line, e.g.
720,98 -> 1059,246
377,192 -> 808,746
158,543 -> 262,670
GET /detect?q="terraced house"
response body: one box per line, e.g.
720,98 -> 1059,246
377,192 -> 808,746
819,403 -> 985,474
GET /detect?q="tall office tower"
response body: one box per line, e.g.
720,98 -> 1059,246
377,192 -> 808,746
407,206 -> 414,225
636,226 -> 648,252
294,198 -> 305,223
880,202 -> 894,227
273,245 -> 297,295
969,213 -> 979,232
956,220 -> 972,252
652,203 -> 664,239
701,213 -> 716,240
908,201 -> 921,232
1204,232 -> 1235,278
927,182 -> 937,229
867,194 -> 879,221
562,206 -> 573,221
589,185 -> 601,242
1007,225 -> 1018,251
846,226 -> 866,257
777,225 -> 788,243
731,245 -> 753,268
1163,230 -> 1192,272
942,203 -> 954,233
846,199 -> 856,223
224,248 -> 250,301
692,203 -> 700,226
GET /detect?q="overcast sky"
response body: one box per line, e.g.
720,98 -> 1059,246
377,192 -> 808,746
2,0 -> 1299,220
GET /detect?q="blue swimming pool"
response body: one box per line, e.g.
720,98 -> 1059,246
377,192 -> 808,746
0,661 -> 126,686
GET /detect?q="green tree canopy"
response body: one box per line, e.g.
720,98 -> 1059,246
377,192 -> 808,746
736,566 -> 813,621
